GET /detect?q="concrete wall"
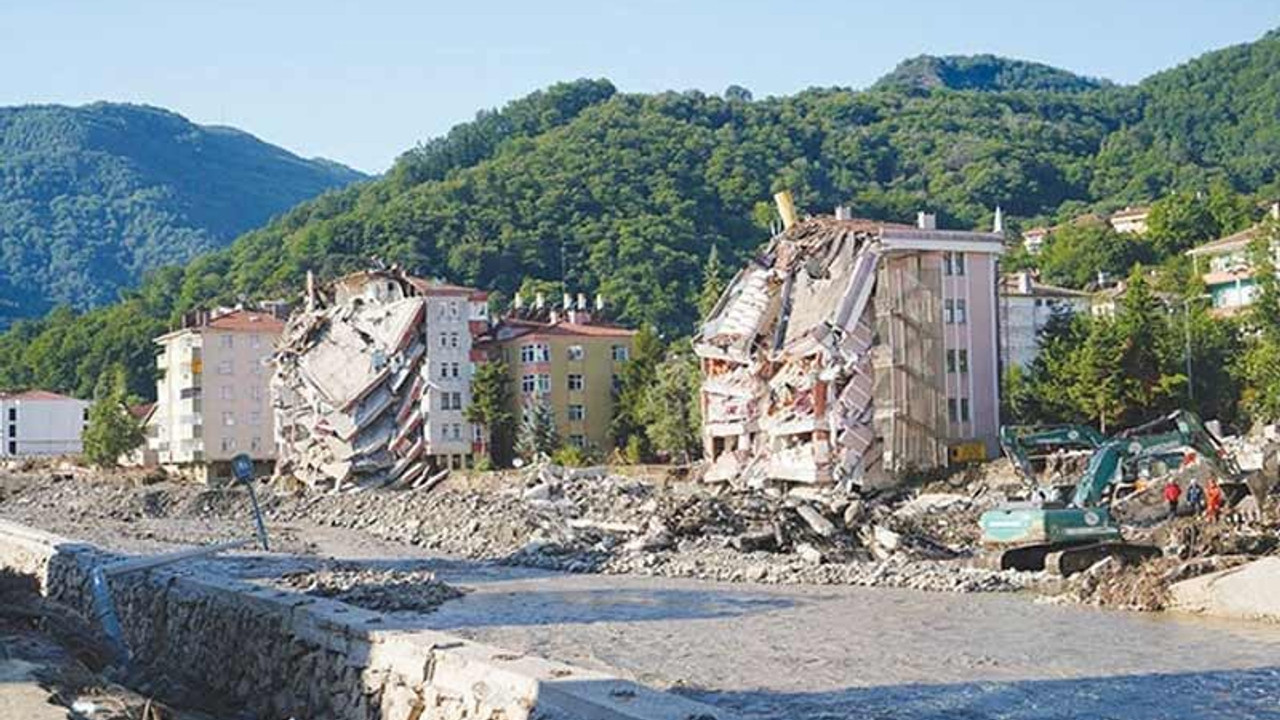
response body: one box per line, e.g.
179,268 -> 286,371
0,397 -> 89,457
0,520 -> 729,720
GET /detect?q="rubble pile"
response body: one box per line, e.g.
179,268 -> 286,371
272,269 -> 434,492
272,562 -> 463,614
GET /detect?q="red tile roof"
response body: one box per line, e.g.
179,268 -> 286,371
206,310 -> 285,333
0,389 -> 82,402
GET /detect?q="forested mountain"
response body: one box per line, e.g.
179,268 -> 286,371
0,103 -> 365,324
874,54 -> 1111,94
6,30 -> 1280,401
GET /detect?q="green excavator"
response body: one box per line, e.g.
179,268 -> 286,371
980,410 -> 1245,575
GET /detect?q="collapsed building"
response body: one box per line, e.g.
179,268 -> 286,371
695,197 -> 1005,491
271,268 -> 489,491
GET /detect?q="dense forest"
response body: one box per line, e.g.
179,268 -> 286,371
873,54 -> 1111,94
0,103 -> 365,325
6,30 -> 1280,403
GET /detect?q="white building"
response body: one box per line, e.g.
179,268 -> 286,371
1022,227 -> 1050,255
998,272 -> 1091,370
0,390 -> 90,457
1109,206 -> 1150,235
150,309 -> 284,482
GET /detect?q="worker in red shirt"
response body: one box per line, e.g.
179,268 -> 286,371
1205,479 -> 1225,523
1162,480 -> 1182,519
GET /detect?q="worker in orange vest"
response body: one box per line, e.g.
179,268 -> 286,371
1205,479 -> 1225,523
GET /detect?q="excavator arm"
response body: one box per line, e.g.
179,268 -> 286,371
999,424 -> 1107,483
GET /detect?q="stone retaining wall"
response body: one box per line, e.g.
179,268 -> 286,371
0,520 -> 732,720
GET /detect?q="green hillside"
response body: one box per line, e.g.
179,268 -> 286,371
874,54 -> 1111,94
0,102 -> 365,324
6,30 -> 1280,400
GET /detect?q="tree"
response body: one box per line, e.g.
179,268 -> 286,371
639,345 -> 703,463
1146,191 -> 1219,257
1113,267 -> 1184,425
82,364 -> 144,468
1237,223 -> 1280,422
698,244 -> 726,321
466,360 -> 516,467
609,325 -> 663,456
1038,219 -> 1149,289
516,399 -> 560,460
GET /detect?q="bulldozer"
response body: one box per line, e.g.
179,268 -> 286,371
980,410 -> 1266,576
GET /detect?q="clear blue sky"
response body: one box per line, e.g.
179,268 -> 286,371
3,0 -> 1276,174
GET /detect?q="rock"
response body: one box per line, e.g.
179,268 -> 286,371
795,543 -> 824,565
843,500 -> 865,528
873,525 -> 901,552
522,483 -> 553,502
730,530 -> 777,553
796,503 -> 837,538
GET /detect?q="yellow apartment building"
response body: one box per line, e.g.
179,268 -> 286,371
483,317 -> 636,453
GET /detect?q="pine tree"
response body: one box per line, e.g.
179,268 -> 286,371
609,325 -> 663,456
82,364 -> 144,468
516,399 -> 560,460
466,360 -> 516,467
698,245 -> 726,321
640,344 -> 703,463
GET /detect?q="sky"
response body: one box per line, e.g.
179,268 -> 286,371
2,1 -> 1277,174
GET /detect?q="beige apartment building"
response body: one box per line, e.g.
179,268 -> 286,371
150,309 -> 284,482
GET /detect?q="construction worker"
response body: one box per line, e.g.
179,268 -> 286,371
1186,478 -> 1205,515
1205,479 -> 1225,523
1162,480 -> 1182,518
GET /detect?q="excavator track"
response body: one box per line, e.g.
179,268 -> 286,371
1044,542 -> 1161,576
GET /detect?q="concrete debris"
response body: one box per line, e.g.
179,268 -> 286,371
272,561 -> 463,614
695,209 -> 1005,493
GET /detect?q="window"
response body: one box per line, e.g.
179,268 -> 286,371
7,424 -> 15,438
449,332 -> 460,348
220,334 -> 234,349
536,374 -> 551,393
521,375 -> 536,394
958,349 -> 969,374
439,333 -> 448,348
252,360 -> 264,376
217,361 -> 234,376
250,334 -> 262,349
249,411 -> 263,426
222,412 -> 235,427
569,434 -> 586,448
960,398 -> 971,422
83,408 -> 90,422
568,374 -> 584,391
449,301 -> 459,319
473,425 -> 485,442
250,386 -> 263,402
612,374 -> 622,393
612,345 -> 630,362
220,385 -> 234,400
7,441 -> 15,455
954,252 -> 966,276
943,252 -> 954,276
451,362 -> 461,378
956,299 -> 968,325
250,436 -> 262,452
567,345 -> 585,361
946,350 -> 956,374
947,398 -> 958,423
944,300 -> 955,325
220,437 -> 237,452
440,362 -> 449,379
521,343 -> 549,363
451,423 -> 463,441
568,404 -> 585,421
7,408 -> 15,422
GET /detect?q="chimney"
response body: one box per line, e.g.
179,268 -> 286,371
834,205 -> 852,221
534,292 -> 545,310
562,293 -> 572,310
595,294 -> 604,311
993,206 -> 1004,235
774,190 -> 798,230
1017,271 -> 1033,294
576,293 -> 587,310
916,211 -> 937,230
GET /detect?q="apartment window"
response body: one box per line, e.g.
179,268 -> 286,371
83,408 -> 90,422
946,349 -> 956,374
536,374 -> 551,393
449,301 -> 459,319
612,345 -> 629,362
251,436 -> 262,452
222,412 -> 236,427
611,374 -> 622,393
521,375 -> 536,394
569,434 -> 586,449
217,361 -> 234,375
568,404 -> 585,421
7,408 -> 15,422
221,437 -> 237,452
220,334 -> 234,349
250,334 -> 262,349
956,299 -> 968,325
960,398 -> 971,422
568,374 -> 584,391
220,385 -> 234,400
250,386 -> 263,402
452,362 -> 461,378
439,334 -> 448,349
943,252 -> 953,276
958,349 -> 969,373
439,362 -> 449,379
449,332 -> 460,348
567,345 -> 585,361
451,423 -> 463,441
944,300 -> 955,325
7,441 -> 15,455
449,392 -> 464,410
521,343 -> 550,363
954,252 -> 966,276
473,425 -> 485,442
948,398 -> 958,423
249,411 -> 263,426
7,424 -> 15,438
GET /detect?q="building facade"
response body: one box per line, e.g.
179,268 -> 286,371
1187,206 -> 1279,315
482,316 -> 635,454
1109,206 -> 1150,235
998,271 -> 1091,369
151,309 -> 283,482
0,390 -> 90,457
